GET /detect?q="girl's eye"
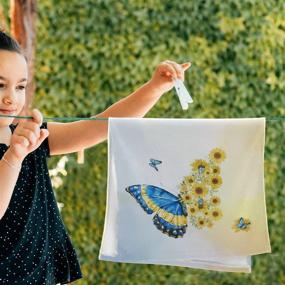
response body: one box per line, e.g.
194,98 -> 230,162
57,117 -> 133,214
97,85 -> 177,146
0,83 -> 6,89
16,85 -> 26,91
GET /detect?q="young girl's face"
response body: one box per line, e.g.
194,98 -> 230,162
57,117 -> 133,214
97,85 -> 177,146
0,50 -> 28,127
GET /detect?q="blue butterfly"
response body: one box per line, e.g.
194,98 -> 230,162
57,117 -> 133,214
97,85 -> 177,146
236,217 -> 251,230
197,198 -> 204,209
149,158 -> 162,171
125,184 -> 188,238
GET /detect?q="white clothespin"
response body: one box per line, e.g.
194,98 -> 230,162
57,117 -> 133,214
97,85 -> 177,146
173,79 -> 193,110
77,149 -> 85,164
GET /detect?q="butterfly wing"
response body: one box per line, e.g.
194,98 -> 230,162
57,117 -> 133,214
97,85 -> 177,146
126,185 -> 187,238
149,159 -> 161,171
152,159 -> 162,165
126,185 -> 154,214
149,162 -> 159,171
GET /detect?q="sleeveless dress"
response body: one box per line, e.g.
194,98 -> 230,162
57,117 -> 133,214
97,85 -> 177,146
0,123 -> 82,284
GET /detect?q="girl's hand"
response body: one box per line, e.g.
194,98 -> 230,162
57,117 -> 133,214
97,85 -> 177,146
149,60 -> 191,95
6,109 -> 49,165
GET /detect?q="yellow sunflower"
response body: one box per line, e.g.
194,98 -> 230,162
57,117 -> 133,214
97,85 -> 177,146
210,208 -> 223,220
197,217 -> 207,229
188,205 -> 198,216
210,196 -> 221,206
185,175 -> 195,185
180,192 -> 193,205
191,159 -> 210,174
211,165 -> 220,175
191,183 -> 208,197
209,148 -> 226,164
205,169 -> 211,176
203,210 -> 210,217
209,175 -> 223,189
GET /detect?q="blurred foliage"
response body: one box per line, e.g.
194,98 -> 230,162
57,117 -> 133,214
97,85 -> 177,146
2,0 -> 285,284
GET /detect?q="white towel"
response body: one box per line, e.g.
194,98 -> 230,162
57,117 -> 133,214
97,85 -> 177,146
99,118 -> 271,273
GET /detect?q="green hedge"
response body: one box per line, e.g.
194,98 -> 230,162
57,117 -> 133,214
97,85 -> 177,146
2,0 -> 285,284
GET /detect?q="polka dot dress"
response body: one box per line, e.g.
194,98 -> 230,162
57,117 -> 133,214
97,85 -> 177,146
0,123 -> 82,284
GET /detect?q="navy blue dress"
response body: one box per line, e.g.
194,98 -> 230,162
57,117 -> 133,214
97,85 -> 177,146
0,123 -> 82,284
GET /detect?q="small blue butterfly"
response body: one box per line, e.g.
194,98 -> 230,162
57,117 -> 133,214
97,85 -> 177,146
125,185 -> 188,238
197,198 -> 204,209
237,217 -> 251,230
149,158 -> 162,171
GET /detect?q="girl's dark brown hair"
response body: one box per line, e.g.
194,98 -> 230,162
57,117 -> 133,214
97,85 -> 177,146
0,30 -> 23,54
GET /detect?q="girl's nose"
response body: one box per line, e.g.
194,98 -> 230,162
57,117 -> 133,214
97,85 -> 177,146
3,96 -> 13,105
2,90 -> 16,105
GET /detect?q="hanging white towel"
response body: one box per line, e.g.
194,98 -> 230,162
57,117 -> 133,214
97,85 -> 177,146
99,118 -> 271,273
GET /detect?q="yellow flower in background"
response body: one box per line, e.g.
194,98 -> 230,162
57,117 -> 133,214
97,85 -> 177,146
191,159 -> 210,173
209,175 -> 223,189
210,196 -> 221,206
210,208 -> 223,220
209,148 -> 226,164
191,183 -> 208,197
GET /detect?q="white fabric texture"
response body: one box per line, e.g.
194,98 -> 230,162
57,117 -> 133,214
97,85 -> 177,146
99,118 -> 271,273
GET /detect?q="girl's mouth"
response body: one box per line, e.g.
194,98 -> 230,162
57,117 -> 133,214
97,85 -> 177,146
0,109 -> 17,115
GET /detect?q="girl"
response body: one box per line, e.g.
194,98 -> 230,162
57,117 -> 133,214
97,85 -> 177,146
0,31 -> 191,284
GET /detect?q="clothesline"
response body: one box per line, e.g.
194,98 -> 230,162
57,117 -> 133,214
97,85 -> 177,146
0,114 -> 285,122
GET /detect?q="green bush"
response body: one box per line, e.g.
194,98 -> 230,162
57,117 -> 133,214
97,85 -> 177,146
2,0 -> 285,284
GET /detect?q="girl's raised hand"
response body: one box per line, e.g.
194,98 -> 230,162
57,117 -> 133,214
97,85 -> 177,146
149,60 -> 191,94
7,109 -> 49,165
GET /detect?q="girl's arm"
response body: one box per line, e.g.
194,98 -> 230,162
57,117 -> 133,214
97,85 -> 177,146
47,61 -> 191,156
0,151 -> 22,219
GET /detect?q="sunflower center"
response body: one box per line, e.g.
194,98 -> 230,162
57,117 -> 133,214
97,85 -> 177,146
213,211 -> 219,217
214,152 -> 221,159
195,187 -> 203,194
212,178 -> 218,184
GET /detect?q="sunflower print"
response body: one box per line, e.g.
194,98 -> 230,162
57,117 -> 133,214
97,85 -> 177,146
209,175 -> 223,189
191,159 -> 210,173
179,147 -> 226,230
209,148 -> 226,164
191,183 -> 209,198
